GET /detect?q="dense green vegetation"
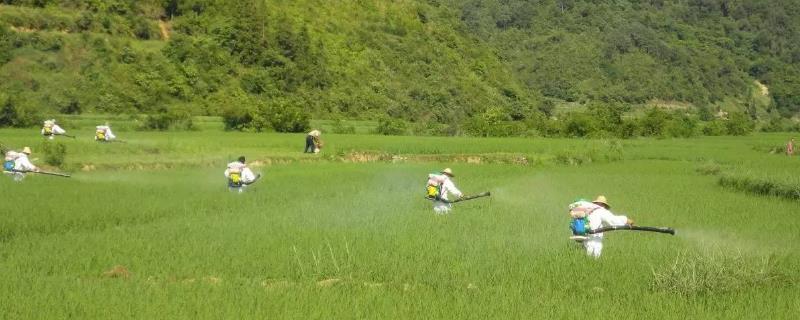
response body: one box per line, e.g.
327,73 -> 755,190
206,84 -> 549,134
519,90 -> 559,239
2,127 -> 800,318
1,0 -> 799,136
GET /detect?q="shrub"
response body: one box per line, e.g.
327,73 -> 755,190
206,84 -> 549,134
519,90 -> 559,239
141,109 -> 194,131
664,114 -> 697,138
561,112 -> 597,138
464,106 -> 527,137
374,116 -> 407,136
240,70 -> 277,95
262,101 -> 310,133
465,118 -> 526,137
56,94 -> 82,114
725,112 -> 755,136
222,108 -> 252,131
587,101 -> 625,129
411,121 -> 450,136
132,16 -> 155,40
211,87 -> 259,130
638,108 -> 669,137
618,119 -> 638,139
0,25 -> 13,64
0,97 -> 40,128
40,141 -> 67,168
762,117 -> 800,132
701,120 -> 727,136
526,114 -> 562,137
697,105 -> 715,121
76,12 -> 94,31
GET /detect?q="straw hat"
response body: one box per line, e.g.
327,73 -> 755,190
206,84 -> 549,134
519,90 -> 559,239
592,195 -> 610,209
22,147 -> 32,155
441,168 -> 454,177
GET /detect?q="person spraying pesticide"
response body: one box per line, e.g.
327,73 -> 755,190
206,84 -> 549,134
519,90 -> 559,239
426,168 -> 462,214
95,125 -> 117,142
568,196 -> 674,259
425,168 -> 491,215
3,146 -> 71,181
4,147 -> 38,181
224,156 -> 261,193
41,119 -> 73,139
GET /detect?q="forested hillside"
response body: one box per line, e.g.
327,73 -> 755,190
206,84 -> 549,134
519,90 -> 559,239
1,0 -> 799,137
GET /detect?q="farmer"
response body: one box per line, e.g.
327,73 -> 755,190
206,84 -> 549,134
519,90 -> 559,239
95,125 -> 116,142
787,138 -> 795,156
224,156 -> 258,193
5,147 -> 39,181
568,196 -> 634,259
305,129 -> 322,153
426,168 -> 463,214
41,119 -> 67,139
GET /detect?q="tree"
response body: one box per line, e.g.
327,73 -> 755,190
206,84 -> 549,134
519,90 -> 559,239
639,108 -> 669,136
725,112 -> 755,135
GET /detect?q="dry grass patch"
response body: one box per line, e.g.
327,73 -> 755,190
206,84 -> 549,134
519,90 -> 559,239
102,265 -> 131,279
316,278 -> 342,287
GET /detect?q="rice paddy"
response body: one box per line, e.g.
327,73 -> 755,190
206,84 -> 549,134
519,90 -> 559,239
1,126 -> 799,319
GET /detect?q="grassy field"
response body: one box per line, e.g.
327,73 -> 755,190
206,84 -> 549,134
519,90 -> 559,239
2,124 -> 800,319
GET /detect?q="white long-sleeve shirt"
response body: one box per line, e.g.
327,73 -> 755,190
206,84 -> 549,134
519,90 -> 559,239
52,124 -> 66,135
14,154 -> 37,172
439,176 -> 462,201
224,161 -> 255,183
42,122 -> 66,136
587,206 -> 629,239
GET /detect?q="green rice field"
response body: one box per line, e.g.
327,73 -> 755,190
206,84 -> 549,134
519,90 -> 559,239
1,125 -> 799,319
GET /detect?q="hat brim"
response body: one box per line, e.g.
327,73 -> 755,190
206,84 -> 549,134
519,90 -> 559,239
442,172 -> 454,177
592,201 -> 610,208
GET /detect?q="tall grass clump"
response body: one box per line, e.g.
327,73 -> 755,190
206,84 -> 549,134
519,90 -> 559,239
40,141 -> 67,167
140,110 -> 195,131
651,251 -> 787,296
695,160 -> 722,176
290,242 -> 355,281
331,119 -> 356,134
554,139 -> 623,165
718,173 -> 800,201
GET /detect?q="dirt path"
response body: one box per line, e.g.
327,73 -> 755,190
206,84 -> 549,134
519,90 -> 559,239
754,80 -> 769,96
158,20 -> 170,40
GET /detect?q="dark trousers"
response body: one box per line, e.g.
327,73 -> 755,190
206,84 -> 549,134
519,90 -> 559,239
305,135 -> 315,153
